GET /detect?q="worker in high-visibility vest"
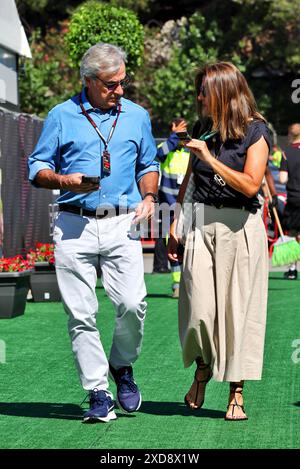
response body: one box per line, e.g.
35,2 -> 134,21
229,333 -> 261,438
271,144 -> 283,168
152,118 -> 190,298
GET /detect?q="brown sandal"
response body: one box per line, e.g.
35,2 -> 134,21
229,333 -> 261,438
225,382 -> 248,421
184,357 -> 212,409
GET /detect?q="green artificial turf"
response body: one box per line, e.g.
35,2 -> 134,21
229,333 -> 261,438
0,272 -> 299,449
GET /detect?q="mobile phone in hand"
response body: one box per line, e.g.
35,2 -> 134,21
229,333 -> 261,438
176,132 -> 192,141
81,176 -> 100,184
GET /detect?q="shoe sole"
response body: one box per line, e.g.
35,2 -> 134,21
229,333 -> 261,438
116,394 -> 142,414
109,370 -> 142,414
83,409 -> 117,423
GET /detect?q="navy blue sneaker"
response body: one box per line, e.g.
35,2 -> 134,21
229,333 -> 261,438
83,389 -> 117,423
109,364 -> 142,413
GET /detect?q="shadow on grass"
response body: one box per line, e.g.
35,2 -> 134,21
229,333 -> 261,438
0,402 -> 136,421
269,276 -> 298,281
0,402 -> 83,420
293,401 -> 300,407
139,401 -> 224,419
146,294 -> 174,299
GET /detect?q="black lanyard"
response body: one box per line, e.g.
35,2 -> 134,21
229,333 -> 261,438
79,92 -> 121,176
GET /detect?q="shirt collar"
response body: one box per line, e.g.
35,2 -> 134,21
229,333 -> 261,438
77,88 -> 125,115
77,88 -> 93,113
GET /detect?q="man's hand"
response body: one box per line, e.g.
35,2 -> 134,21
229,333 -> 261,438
35,169 -> 101,192
60,173 -> 100,193
132,196 -> 155,224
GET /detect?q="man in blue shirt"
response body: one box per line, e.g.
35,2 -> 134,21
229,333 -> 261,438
28,42 -> 159,423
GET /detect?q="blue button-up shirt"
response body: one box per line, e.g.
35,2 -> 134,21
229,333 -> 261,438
28,89 -> 158,210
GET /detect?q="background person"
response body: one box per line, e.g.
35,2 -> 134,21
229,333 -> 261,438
152,118 -> 190,298
168,62 -> 270,421
279,123 -> 300,280
28,42 -> 159,423
263,166 -> 285,232
265,124 -> 286,221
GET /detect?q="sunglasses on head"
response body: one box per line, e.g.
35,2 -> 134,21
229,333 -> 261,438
94,74 -> 131,91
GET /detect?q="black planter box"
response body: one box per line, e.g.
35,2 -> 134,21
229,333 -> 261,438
0,271 -> 32,319
30,262 -> 61,302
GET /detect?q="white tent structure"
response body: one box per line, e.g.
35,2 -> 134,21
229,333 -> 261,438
0,0 -> 31,110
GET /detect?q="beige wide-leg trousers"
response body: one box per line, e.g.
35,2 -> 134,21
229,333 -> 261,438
179,204 -> 268,382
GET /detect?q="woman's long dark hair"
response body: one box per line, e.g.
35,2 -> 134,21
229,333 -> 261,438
195,62 -> 266,141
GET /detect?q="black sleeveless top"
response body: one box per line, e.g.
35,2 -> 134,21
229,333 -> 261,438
192,119 -> 271,211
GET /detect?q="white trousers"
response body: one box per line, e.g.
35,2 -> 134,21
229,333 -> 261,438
53,211 -> 147,392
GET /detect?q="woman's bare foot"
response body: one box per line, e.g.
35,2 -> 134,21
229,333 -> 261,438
184,358 -> 212,409
225,381 -> 248,421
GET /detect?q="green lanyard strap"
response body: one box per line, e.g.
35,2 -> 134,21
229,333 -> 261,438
199,130 -> 218,141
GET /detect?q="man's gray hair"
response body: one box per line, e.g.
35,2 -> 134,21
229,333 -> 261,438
80,43 -> 127,85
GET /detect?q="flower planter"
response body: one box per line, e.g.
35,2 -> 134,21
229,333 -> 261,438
30,262 -> 61,302
0,270 -> 32,319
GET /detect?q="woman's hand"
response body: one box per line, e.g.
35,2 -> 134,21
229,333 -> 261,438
167,221 -> 184,263
185,139 -> 213,163
167,234 -> 179,262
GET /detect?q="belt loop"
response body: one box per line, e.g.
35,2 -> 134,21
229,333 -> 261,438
79,208 -> 83,216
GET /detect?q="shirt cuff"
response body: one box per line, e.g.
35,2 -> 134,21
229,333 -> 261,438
136,164 -> 159,183
28,162 -> 55,186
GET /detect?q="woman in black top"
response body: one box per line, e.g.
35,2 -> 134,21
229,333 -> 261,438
168,62 -> 270,421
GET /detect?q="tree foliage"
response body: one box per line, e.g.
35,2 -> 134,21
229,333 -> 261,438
106,0 -> 153,15
141,0 -> 300,134
19,23 -> 80,116
139,13 -> 223,134
65,0 -> 144,75
213,0 -> 300,132
16,0 -> 82,33
218,0 -> 300,73
17,0 -> 300,132
18,1 -> 144,115
16,0 -> 153,33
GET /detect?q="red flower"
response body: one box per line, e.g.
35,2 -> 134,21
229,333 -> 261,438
27,243 -> 55,265
0,255 -> 33,272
